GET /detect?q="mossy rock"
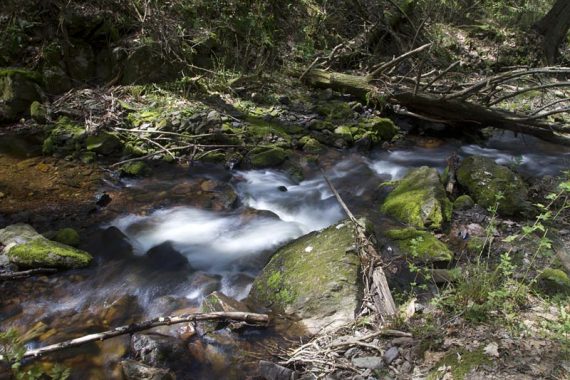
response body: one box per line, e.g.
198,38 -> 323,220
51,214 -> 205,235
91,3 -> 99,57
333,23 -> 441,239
453,195 -> 475,211
248,146 -> 288,168
386,227 -> 453,262
333,125 -> 353,142
300,136 -> 326,154
120,161 -> 150,177
123,142 -> 149,157
42,116 -> 86,155
42,66 -> 72,94
0,224 -> 91,269
457,156 -> 530,216
248,220 -> 361,333
30,101 -> 47,123
366,117 -> 399,141
428,348 -> 490,380
381,166 -> 452,229
0,69 -> 43,123
66,40 -> 95,82
200,151 -> 226,163
315,101 -> 354,121
86,132 -> 122,155
53,228 -> 80,247
537,269 -> 570,295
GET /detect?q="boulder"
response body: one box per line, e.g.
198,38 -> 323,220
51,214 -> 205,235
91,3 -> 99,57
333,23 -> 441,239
456,156 -> 530,216
121,359 -> 175,380
0,69 -> 43,123
53,227 -> 80,247
249,220 -> 361,334
200,291 -> 250,332
248,146 -> 288,168
0,224 -> 92,269
131,332 -> 190,369
42,116 -> 86,155
86,132 -> 122,155
145,241 -> 191,271
386,227 -> 453,262
121,161 -> 150,177
381,166 -> 452,229
453,194 -> 474,211
121,45 -> 182,84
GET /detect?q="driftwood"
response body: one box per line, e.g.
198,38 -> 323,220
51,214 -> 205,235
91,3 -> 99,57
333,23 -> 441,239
302,68 -> 570,145
0,268 -> 57,280
21,311 -> 269,360
321,170 -> 397,320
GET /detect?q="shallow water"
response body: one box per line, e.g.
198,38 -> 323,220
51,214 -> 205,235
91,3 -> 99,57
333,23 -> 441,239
1,130 -> 569,379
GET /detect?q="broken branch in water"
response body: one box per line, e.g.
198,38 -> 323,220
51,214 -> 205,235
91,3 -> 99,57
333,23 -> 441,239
21,311 -> 269,360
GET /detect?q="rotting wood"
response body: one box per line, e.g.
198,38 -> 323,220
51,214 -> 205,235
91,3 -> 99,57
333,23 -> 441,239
21,311 -> 269,360
320,169 -> 397,320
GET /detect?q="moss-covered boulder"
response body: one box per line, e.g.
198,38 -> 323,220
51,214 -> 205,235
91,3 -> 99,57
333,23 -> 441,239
248,146 -> 288,168
453,195 -> 474,211
30,101 -> 47,123
42,116 -> 86,155
300,136 -> 326,154
315,101 -> 354,121
86,132 -> 122,155
121,161 -> 150,177
248,220 -> 361,334
386,227 -> 453,262
53,227 -> 80,247
537,268 -> 570,295
381,166 -> 452,229
0,224 -> 92,269
365,117 -> 399,141
457,156 -> 530,216
0,69 -> 43,123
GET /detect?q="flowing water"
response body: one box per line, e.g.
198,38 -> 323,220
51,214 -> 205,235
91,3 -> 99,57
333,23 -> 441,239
1,130 -> 568,379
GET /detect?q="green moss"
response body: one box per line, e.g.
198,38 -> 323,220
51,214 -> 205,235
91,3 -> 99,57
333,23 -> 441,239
0,68 -> 43,85
8,238 -> 92,269
300,137 -> 326,154
120,161 -> 150,177
86,133 -> 122,155
29,101 -> 47,123
381,166 -> 452,229
42,116 -> 85,155
248,146 -> 288,168
333,125 -> 353,142
0,69 -> 43,122
249,221 -> 360,317
537,269 -> 570,295
123,142 -> 149,157
466,237 -> 485,255
454,195 -> 475,211
315,101 -> 354,121
457,156 -> 530,216
428,349 -> 491,380
200,151 -> 226,163
386,227 -> 453,262
53,228 -> 80,247
367,117 -> 398,140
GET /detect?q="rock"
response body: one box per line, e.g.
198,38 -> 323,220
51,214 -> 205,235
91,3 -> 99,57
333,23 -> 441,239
43,66 -> 72,94
121,359 -> 175,380
351,356 -> 384,370
65,40 -> 95,82
131,332 -> 189,369
121,161 -> 150,177
333,126 -> 353,142
456,156 -> 530,216
89,226 -> 133,260
364,117 -> 399,141
121,44 -> 181,84
383,346 -> 400,365
189,272 -> 222,296
0,69 -> 43,123
249,220 -> 361,334
300,136 -> 326,154
53,227 -> 80,247
0,224 -> 92,269
103,295 -> 142,326
42,116 -> 86,155
258,360 -> 296,380
206,110 -> 222,125
248,146 -> 288,168
200,291 -> 250,332
86,132 -> 122,155
381,166 -> 452,229
537,268 -> 570,295
386,227 -> 453,262
29,101 -> 47,123
453,195 -> 474,211
145,241 -> 191,271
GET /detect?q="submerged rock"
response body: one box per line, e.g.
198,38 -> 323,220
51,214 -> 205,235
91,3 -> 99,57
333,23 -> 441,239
249,220 -> 361,334
386,227 -> 453,262
200,291 -> 250,332
0,224 -> 92,269
121,359 -> 175,380
145,241 -> 191,271
53,227 -> 80,247
457,156 -> 530,216
131,332 -> 190,369
381,166 -> 452,229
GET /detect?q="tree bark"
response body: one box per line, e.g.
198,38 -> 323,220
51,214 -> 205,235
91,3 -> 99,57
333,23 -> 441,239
534,0 -> 570,64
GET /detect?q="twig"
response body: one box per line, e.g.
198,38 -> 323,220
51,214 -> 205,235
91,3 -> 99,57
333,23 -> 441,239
368,43 -> 432,79
113,127 -> 214,139
529,97 -> 570,115
489,81 -> 570,106
0,268 -> 57,280
506,106 -> 570,121
422,61 -> 461,91
21,311 -> 269,360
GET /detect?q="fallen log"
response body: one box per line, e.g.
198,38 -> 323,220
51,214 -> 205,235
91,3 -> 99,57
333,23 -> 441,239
21,311 -> 269,360
301,68 -> 570,145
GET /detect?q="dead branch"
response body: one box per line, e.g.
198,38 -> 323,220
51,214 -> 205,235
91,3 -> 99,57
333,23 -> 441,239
489,81 -> 570,106
21,311 -> 269,360
368,43 -> 432,79
422,61 -> 461,91
320,169 -> 396,320
529,98 -> 570,115
0,268 -> 57,280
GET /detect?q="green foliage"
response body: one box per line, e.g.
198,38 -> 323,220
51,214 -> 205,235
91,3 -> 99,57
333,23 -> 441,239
0,329 -> 70,380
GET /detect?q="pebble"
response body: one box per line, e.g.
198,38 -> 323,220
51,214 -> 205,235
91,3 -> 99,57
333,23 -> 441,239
352,356 -> 384,370
383,346 -> 399,365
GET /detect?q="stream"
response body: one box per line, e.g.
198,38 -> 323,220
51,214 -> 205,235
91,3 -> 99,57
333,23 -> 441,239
1,130 -> 569,379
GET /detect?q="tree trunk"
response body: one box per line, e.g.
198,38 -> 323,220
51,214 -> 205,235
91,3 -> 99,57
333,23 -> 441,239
534,0 -> 570,64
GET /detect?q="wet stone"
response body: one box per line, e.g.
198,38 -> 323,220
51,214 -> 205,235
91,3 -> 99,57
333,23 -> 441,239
383,346 -> 400,365
352,356 -> 384,370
